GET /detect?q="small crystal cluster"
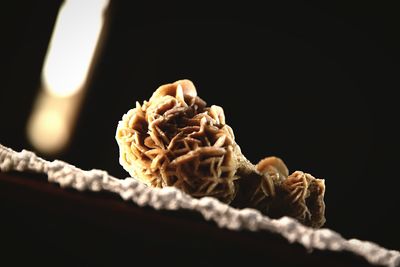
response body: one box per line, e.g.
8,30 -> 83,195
116,80 -> 326,227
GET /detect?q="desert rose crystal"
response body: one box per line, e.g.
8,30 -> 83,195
116,80 -> 326,227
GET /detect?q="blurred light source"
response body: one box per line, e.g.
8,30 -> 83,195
27,95 -> 70,154
43,0 -> 109,97
27,0 -> 110,154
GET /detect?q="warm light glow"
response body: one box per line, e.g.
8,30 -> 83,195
43,0 -> 109,97
27,95 -> 70,154
27,0 -> 109,154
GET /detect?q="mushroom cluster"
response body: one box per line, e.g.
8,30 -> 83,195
116,80 -> 326,227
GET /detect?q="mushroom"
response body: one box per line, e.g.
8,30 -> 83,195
116,79 -> 325,227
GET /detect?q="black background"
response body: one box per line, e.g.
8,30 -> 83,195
1,0 -> 399,253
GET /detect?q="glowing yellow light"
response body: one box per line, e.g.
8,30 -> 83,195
27,0 -> 110,154
43,0 -> 109,97
27,96 -> 70,154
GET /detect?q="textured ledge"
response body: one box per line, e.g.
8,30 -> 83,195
0,143 -> 399,267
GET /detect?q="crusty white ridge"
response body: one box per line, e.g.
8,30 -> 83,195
0,143 -> 399,267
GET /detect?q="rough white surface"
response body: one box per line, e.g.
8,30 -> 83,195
0,143 -> 399,267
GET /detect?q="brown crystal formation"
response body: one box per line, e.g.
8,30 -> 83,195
116,80 -> 239,203
116,79 -> 326,227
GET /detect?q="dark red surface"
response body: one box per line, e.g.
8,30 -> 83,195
0,171 -> 376,267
